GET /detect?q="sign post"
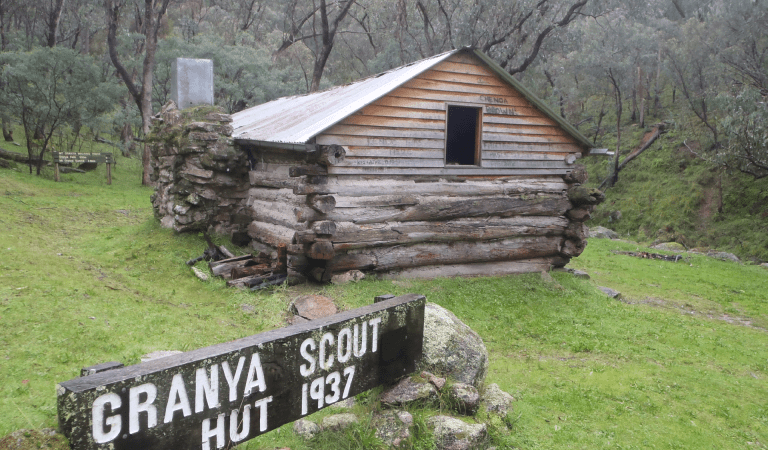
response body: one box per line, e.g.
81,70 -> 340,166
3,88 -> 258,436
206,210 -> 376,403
52,152 -> 114,184
57,294 -> 425,450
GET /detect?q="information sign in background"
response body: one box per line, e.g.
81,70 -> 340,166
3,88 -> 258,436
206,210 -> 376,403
57,294 -> 425,450
53,151 -> 113,165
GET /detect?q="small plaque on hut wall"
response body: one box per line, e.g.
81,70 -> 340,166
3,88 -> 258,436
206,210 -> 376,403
57,294 -> 425,450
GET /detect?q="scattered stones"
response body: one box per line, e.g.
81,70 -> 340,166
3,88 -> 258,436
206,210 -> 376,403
482,383 -> 515,416
293,419 -> 320,439
291,295 -> 337,320
427,415 -> 487,450
380,376 -> 438,407
589,226 -> 619,239
422,303 -> 489,387
330,270 -> 365,284
140,350 -> 183,362
650,242 -> 686,252
373,410 -> 413,447
448,383 -> 480,415
598,286 -> 621,299
0,429 -> 69,450
321,413 -> 358,431
422,371 -> 446,390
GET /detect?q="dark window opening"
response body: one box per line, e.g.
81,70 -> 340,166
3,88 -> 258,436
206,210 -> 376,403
445,106 -> 480,165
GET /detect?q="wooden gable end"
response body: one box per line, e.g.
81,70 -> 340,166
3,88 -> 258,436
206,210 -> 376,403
318,52 -> 585,177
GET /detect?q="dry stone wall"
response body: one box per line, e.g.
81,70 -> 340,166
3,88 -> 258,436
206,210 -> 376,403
149,103 -> 251,236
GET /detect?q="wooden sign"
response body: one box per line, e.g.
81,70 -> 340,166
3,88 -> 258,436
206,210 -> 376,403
53,151 -> 114,165
52,152 -> 113,184
57,294 -> 425,450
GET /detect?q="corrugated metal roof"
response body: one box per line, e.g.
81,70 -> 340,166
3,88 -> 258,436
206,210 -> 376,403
231,48 -> 594,150
231,50 -> 457,146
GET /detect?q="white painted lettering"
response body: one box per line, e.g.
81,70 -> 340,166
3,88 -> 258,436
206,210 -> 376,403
201,413 -> 225,450
325,371 -> 341,404
222,357 -> 245,402
337,327 -> 352,363
299,338 -> 316,377
195,364 -> 220,413
369,317 -> 382,353
254,396 -> 273,432
310,377 -> 325,410
229,405 -> 251,442
301,383 -> 309,415
164,373 -> 192,423
342,366 -> 355,399
319,332 -> 334,370
353,322 -> 367,357
129,383 -> 157,434
243,353 -> 266,396
92,393 -> 121,444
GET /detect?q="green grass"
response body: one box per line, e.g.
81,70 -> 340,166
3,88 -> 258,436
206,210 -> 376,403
2,154 -> 768,449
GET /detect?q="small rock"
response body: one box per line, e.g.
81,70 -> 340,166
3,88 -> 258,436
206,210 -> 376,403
191,266 -> 209,281
448,383 -> 480,415
321,413 -> 358,431
422,371 -> 446,390
330,270 -> 365,284
589,226 -> 619,239
331,397 -> 356,409
427,415 -> 487,450
373,410 -> 413,447
598,286 -> 621,299
540,270 -> 555,283
241,304 -> 255,313
292,295 -> 337,320
381,376 -> 438,407
707,251 -> 741,263
482,384 -> 515,416
141,350 -> 183,362
761,263 -> 768,269
650,242 -> 686,252
293,419 -> 320,439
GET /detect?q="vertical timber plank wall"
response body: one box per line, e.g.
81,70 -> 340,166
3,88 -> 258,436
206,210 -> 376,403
318,52 -> 584,176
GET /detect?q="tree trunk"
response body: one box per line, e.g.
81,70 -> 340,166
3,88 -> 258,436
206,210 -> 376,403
2,117 -> 12,141
46,0 -> 66,47
105,0 -> 170,185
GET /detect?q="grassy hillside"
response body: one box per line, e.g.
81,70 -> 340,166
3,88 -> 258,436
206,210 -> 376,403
1,149 -> 767,449
580,124 -> 768,262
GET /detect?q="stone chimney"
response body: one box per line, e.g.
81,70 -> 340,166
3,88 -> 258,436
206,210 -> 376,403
171,58 -> 214,109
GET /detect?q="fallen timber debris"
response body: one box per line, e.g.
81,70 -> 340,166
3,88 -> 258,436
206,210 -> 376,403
186,234 -> 291,289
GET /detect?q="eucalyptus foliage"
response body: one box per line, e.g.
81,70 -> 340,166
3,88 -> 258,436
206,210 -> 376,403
0,47 -> 120,174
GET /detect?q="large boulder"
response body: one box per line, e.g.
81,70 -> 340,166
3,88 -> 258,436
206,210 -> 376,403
422,303 -> 488,387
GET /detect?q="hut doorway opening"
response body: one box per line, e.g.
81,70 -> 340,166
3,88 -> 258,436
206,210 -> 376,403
445,105 -> 481,165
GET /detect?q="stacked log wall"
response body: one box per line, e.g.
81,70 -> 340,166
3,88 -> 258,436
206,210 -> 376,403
286,173 -> 602,280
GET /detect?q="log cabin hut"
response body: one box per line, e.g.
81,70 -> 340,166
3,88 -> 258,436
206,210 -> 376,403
165,48 -> 603,281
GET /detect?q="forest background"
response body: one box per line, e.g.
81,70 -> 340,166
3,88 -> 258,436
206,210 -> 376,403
0,0 -> 767,260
